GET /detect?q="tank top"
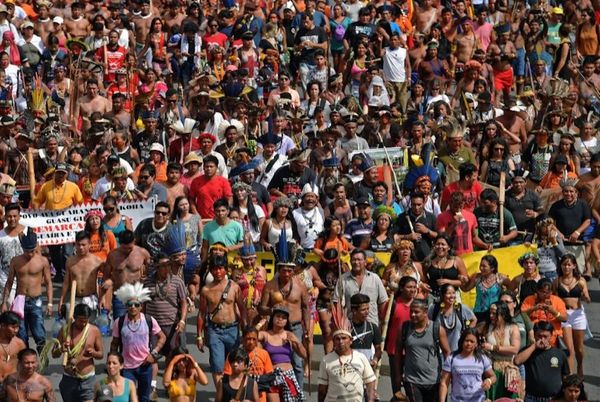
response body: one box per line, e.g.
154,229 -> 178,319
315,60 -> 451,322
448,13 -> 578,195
267,220 -> 294,246
486,159 -> 510,187
221,376 -> 255,402
427,259 -> 459,297
103,217 -> 127,245
181,214 -> 201,252
103,378 -> 131,402
403,321 -> 441,384
486,325 -> 513,362
474,276 -> 503,313
263,340 -> 293,365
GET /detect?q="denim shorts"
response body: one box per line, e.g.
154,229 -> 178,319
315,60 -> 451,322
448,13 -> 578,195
205,321 -> 239,373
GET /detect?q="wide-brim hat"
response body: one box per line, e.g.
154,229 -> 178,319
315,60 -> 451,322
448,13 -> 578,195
66,39 -> 89,53
80,58 -> 103,74
183,152 -> 203,166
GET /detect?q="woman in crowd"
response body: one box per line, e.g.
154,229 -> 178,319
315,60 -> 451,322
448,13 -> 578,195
171,195 -> 203,284
428,284 -> 476,352
510,252 -> 542,303
79,155 -> 103,203
439,328 -> 496,402
313,216 -> 352,258
551,374 -> 589,402
534,218 -> 566,282
481,301 -> 521,400
216,348 -> 259,402
423,234 -> 468,300
139,17 -> 169,73
553,254 -> 591,376
232,182 -> 265,247
499,290 -> 534,352
383,239 -> 427,298
258,305 -> 306,402
260,197 -> 298,252
102,195 -> 133,245
462,255 -> 510,323
94,352 -> 138,402
479,137 -> 515,188
369,206 -> 395,253
164,350 -> 209,402
84,209 -> 117,262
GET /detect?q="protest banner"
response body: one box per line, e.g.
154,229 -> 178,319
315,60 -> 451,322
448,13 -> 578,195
20,198 -> 157,246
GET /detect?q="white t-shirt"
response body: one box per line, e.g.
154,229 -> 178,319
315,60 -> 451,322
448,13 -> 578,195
293,206 -> 324,249
383,46 -> 407,83
239,203 -> 265,242
318,350 -> 376,402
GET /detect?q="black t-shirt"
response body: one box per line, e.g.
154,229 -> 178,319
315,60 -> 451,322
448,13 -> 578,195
343,22 -> 377,49
133,218 -> 170,261
268,165 -> 316,201
251,182 -> 270,208
393,211 -> 436,261
505,189 -> 542,233
350,320 -> 382,351
548,199 -> 591,242
524,347 -> 569,397
294,25 -> 327,64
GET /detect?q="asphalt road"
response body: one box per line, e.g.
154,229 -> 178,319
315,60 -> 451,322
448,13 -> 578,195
35,279 -> 600,401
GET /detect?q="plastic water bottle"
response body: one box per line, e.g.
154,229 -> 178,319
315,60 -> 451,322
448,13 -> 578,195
51,315 -> 65,338
97,309 -> 111,337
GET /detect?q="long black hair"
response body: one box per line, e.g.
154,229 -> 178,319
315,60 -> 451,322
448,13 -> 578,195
454,327 -> 485,362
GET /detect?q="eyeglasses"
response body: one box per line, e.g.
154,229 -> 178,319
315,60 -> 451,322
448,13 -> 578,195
126,301 -> 141,308
154,210 -> 169,216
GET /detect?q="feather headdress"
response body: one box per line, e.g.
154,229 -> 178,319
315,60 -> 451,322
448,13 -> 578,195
115,282 -> 152,304
404,142 -> 439,190
273,223 -> 305,267
163,222 -> 187,257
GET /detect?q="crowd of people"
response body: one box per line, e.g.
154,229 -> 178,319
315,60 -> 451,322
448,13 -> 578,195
0,0 -> 597,401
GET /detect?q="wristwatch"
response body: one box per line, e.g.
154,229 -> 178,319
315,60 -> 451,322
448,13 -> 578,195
150,350 -> 160,360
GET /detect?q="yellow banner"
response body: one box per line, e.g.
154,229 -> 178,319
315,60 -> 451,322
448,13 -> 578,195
460,244 -> 536,307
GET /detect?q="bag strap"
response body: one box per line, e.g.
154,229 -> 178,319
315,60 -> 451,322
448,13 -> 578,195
209,280 -> 233,322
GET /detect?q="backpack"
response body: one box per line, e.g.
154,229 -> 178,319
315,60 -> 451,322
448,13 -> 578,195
334,22 -> 346,41
116,313 -> 155,353
400,320 -> 443,379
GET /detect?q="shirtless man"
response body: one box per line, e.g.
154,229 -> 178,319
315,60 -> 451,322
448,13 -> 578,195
65,2 -> 90,40
4,349 -> 55,402
197,254 -> 246,385
1,231 -> 52,352
52,304 -> 103,402
259,260 -> 310,388
59,231 -> 103,320
412,0 -> 439,35
496,100 -> 527,157
102,229 -> 151,319
487,23 -> 517,106
165,162 -> 187,208
0,312 -> 26,385
132,0 -> 155,51
578,57 -> 600,111
76,78 -> 111,132
455,17 -> 479,67
34,2 -> 54,44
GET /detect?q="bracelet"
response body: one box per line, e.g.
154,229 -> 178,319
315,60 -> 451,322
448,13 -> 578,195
47,303 -> 53,307
196,335 -> 203,341
485,378 -> 492,386
573,231 -> 580,236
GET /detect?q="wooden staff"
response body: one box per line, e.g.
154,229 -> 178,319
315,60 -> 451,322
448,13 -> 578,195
26,148 -> 35,202
374,290 -> 395,388
376,131 -> 402,197
499,172 -> 506,237
62,280 -> 77,367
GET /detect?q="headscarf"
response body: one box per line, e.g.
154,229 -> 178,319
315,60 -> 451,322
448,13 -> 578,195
367,76 -> 390,107
2,31 -> 21,66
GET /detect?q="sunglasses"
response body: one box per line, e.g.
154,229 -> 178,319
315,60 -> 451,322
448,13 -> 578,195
103,207 -> 115,212
127,302 -> 141,308
155,210 -> 169,216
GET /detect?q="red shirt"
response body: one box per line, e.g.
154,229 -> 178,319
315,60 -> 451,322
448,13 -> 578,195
385,300 -> 411,355
203,32 -> 228,60
440,181 -> 483,212
96,45 -> 127,82
189,174 -> 232,219
436,208 -> 478,255
168,137 -> 201,164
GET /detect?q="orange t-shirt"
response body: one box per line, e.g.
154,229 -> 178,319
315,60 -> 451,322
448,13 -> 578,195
314,236 -> 351,253
89,231 -> 117,262
521,294 -> 567,345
